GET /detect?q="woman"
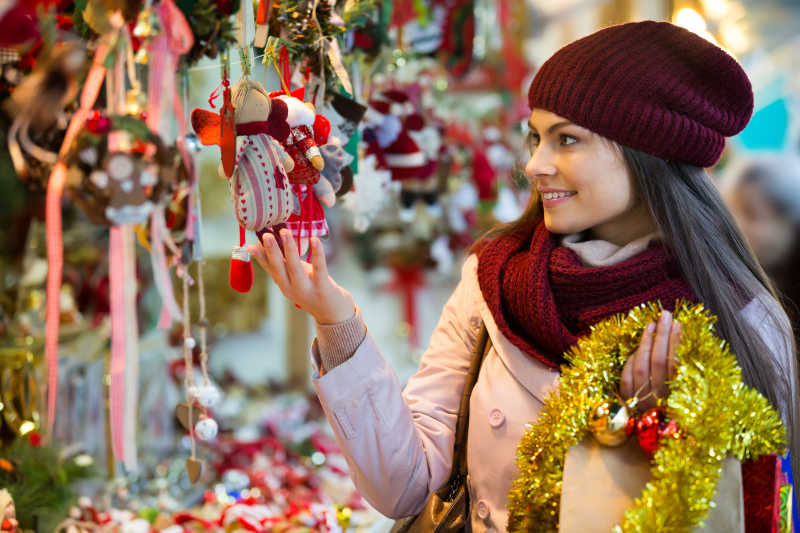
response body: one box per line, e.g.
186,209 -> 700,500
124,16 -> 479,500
249,21 -> 799,531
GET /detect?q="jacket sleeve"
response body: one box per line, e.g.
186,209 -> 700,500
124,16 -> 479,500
311,254 -> 482,518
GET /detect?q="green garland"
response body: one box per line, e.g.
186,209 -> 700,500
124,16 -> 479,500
1,437 -> 97,532
506,301 -> 787,533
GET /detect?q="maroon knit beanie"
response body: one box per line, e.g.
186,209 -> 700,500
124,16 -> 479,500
527,21 -> 753,167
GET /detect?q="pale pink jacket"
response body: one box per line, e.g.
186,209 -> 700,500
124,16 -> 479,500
311,235 -> 793,533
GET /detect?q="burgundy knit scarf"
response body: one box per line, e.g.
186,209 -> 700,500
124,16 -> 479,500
477,221 -> 696,369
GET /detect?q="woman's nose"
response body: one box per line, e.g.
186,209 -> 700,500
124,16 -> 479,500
525,147 -> 556,180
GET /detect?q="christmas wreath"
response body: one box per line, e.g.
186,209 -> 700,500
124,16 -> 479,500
506,301 -> 787,532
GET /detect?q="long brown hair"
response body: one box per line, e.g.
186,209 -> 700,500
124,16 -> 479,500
477,145 -> 800,487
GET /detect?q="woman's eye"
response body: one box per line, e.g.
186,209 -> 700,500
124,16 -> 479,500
527,133 -> 540,153
561,134 -> 577,146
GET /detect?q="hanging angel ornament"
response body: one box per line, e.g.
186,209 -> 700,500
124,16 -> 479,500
191,78 -> 295,292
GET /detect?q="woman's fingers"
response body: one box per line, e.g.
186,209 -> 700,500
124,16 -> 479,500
620,311 -> 682,408
256,233 -> 291,290
310,237 -> 329,284
620,348 -> 636,400
649,311 -> 673,400
633,320 -> 657,400
280,229 -> 308,288
621,321 -> 654,400
666,320 -> 682,380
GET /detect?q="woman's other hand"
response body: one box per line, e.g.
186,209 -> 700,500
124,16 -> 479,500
620,310 -> 682,410
248,230 -> 356,325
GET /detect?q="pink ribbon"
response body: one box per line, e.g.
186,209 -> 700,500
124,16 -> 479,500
148,0 -> 195,327
108,226 -> 126,463
45,43 -> 108,437
151,208 -> 183,326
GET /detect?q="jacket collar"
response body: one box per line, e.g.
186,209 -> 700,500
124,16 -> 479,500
477,294 -> 560,403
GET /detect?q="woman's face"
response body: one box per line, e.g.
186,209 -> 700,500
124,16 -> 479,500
725,181 -> 794,268
524,109 -> 654,245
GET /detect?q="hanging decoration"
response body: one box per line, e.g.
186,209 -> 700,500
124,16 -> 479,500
64,114 -> 181,226
5,40 -> 88,193
191,77 -> 295,292
438,0 -> 476,78
506,301 -> 787,533
173,256 -> 222,484
363,88 -> 440,220
172,0 -> 240,64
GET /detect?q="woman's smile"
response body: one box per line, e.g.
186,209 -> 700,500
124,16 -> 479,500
539,188 -> 577,206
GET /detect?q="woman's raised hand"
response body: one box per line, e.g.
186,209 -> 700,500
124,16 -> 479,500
247,229 -> 356,325
620,310 -> 682,410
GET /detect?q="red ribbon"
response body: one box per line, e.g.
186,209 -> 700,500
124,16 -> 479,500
388,266 -> 426,348
208,84 -> 221,109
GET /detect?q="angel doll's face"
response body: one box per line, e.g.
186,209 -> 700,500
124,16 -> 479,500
524,109 -> 654,245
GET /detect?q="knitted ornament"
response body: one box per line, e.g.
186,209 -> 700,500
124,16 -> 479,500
192,78 -> 295,293
527,20 -> 753,167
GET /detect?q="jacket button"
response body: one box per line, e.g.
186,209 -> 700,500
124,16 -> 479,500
476,499 -> 490,519
488,408 -> 505,428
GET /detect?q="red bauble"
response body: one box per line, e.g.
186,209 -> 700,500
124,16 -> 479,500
636,407 -> 667,457
86,110 -> 111,134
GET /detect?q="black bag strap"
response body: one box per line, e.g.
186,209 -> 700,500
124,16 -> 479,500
439,322 -> 491,498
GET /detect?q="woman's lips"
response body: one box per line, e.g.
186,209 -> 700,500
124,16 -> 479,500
541,191 -> 576,207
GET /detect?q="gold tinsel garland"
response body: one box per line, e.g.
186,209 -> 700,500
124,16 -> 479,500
506,301 -> 787,533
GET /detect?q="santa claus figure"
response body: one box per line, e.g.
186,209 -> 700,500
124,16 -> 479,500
363,89 -> 440,221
